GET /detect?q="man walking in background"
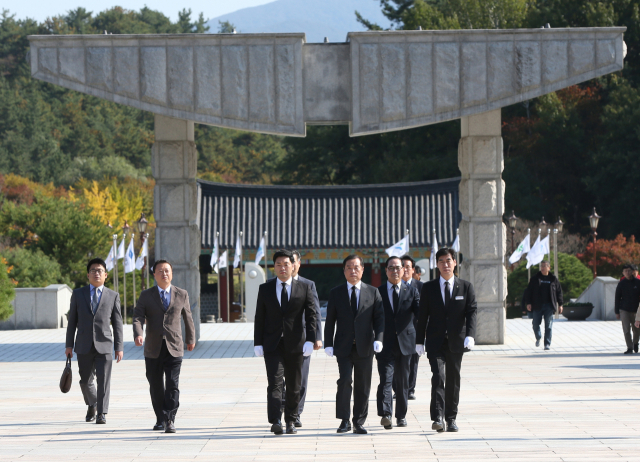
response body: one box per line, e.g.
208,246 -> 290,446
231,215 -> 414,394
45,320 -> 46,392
65,258 -> 123,425
616,264 -> 640,354
525,260 -> 563,351
133,259 -> 196,433
401,255 -> 423,400
324,255 -> 384,435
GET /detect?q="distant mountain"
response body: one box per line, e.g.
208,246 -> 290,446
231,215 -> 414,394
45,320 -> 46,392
207,0 -> 393,43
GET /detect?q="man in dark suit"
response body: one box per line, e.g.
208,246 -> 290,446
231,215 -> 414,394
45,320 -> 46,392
254,249 -> 317,435
65,258 -> 123,425
133,259 -> 196,433
324,254 -> 384,435
401,255 -> 423,400
416,247 -> 477,433
376,256 -> 420,430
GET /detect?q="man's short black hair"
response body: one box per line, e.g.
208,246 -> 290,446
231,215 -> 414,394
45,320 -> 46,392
415,265 -> 422,275
291,250 -> 301,261
343,254 -> 364,269
401,255 -> 415,268
152,259 -> 173,273
623,263 -> 638,271
273,249 -> 294,264
385,256 -> 402,267
435,247 -> 456,261
87,258 -> 107,273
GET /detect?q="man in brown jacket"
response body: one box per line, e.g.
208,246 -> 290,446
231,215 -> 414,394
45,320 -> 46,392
133,259 -> 196,433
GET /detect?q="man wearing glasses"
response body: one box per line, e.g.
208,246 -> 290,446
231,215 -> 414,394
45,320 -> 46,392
376,256 -> 420,430
324,255 -> 384,434
65,258 -> 124,425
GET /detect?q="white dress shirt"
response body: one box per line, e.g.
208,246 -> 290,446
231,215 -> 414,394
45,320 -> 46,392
276,277 -> 292,306
346,280 -> 362,309
387,281 -> 400,311
439,275 -> 455,304
157,284 -> 171,301
90,284 -> 104,306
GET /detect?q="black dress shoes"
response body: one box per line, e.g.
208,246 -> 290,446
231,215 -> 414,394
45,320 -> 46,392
153,421 -> 165,431
286,422 -> 297,434
86,405 -> 97,422
624,348 -> 633,354
396,418 -> 407,427
353,423 -> 368,434
380,415 -> 393,430
635,343 -> 639,353
96,414 -> 106,424
337,420 -> 352,433
165,420 -> 176,433
293,416 -> 302,428
432,417 -> 444,432
408,392 -> 416,400
271,421 -> 283,435
446,419 -> 458,432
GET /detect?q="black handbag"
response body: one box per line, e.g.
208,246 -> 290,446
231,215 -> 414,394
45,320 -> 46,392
60,355 -> 72,393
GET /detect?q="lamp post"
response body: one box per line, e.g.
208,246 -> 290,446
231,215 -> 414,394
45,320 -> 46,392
122,220 -> 130,324
589,208 -> 601,278
508,211 -> 518,269
137,213 -> 149,290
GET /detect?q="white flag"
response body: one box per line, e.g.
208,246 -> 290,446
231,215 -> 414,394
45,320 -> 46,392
105,245 -> 115,271
429,234 -> 439,269
117,237 -> 125,260
124,237 -> 136,273
526,235 -> 550,269
386,235 -> 409,258
210,236 -> 220,273
509,233 -> 531,265
255,235 -> 265,265
135,238 -> 148,270
218,250 -> 228,271
233,234 -> 242,268
451,234 -> 460,252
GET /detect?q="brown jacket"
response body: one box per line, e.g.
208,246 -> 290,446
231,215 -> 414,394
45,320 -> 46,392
133,285 -> 196,359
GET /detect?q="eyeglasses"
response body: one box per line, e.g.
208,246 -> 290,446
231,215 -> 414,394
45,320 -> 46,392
155,269 -> 171,275
89,269 -> 105,274
386,266 -> 403,272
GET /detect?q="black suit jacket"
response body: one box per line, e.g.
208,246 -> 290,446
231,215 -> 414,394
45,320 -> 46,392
416,277 -> 477,354
377,283 -> 420,357
297,275 -> 323,341
254,278 -> 317,353
324,282 -> 384,357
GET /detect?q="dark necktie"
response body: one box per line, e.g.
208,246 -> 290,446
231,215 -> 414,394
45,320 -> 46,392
281,283 -> 289,311
392,284 -> 399,313
350,286 -> 358,318
91,289 -> 99,314
444,281 -> 451,307
161,290 -> 169,311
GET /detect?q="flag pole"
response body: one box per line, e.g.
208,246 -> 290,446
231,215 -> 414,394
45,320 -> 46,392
112,234 -> 119,293
455,228 -> 459,270
226,247 -> 230,323
123,235 -> 127,324
432,228 -> 436,280
527,228 -> 531,282
145,232 -> 150,290
263,231 -> 268,277
216,232 -> 223,323
240,231 -> 246,322
131,233 -> 136,309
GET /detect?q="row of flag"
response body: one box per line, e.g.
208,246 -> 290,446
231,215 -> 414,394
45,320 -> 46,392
509,233 -> 549,268
105,235 -> 148,273
209,234 -> 267,273
385,232 -> 459,269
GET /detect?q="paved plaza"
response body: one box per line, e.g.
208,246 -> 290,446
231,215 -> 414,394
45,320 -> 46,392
1,319 -> 640,461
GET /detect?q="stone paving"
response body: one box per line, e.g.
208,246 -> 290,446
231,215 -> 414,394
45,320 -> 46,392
1,319 -> 640,461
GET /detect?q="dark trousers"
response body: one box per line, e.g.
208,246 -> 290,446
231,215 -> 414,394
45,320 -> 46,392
532,303 -> 554,347
376,348 -> 411,419
408,353 -> 419,394
281,354 -> 311,415
264,339 -> 304,424
77,343 -> 112,414
427,337 -> 463,421
336,344 -> 373,426
145,340 -> 183,423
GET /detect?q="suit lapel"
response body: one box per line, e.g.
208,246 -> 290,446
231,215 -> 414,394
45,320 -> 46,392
450,277 -> 461,306
342,284 -> 354,319
84,285 -> 93,314
152,286 -> 165,313
381,286 -> 392,314
94,288 -> 109,315
433,280 -> 445,309
356,284 -> 366,319
397,283 -> 411,313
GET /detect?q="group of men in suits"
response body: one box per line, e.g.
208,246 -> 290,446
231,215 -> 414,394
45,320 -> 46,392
65,258 -> 196,433
254,248 -> 477,435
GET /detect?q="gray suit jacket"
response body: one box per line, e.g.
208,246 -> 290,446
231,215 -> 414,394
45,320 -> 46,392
65,285 -> 123,355
132,285 -> 196,359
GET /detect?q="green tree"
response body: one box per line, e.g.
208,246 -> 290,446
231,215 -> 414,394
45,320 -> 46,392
0,257 -> 16,321
1,247 -> 70,287
218,20 -> 235,33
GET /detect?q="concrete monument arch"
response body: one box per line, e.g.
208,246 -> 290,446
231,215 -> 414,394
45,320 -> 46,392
28,27 -> 626,343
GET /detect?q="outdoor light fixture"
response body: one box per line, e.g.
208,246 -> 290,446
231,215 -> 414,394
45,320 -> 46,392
555,218 -> 564,233
589,207 -> 601,278
137,213 -> 148,234
508,210 -> 518,230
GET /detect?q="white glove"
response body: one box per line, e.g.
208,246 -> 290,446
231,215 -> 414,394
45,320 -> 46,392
464,336 -> 475,350
416,344 -> 425,356
302,341 -> 314,357
373,341 -> 383,353
254,345 -> 264,357
325,347 -> 334,357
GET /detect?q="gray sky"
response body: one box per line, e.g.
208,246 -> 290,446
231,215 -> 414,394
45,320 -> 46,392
7,0 -> 274,23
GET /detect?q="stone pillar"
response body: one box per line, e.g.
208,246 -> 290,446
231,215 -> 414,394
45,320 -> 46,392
152,115 -> 200,342
458,109 -> 507,345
